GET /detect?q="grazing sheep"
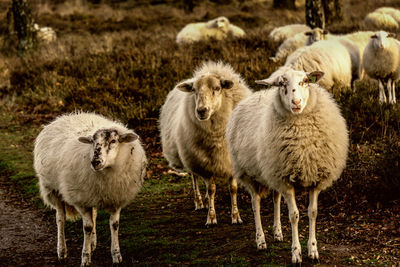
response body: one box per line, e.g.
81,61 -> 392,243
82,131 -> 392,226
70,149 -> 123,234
281,39 -> 361,90
159,61 -> 252,225
176,16 -> 245,44
375,7 -> 400,24
34,112 -> 147,266
226,68 -> 349,263
364,11 -> 399,31
268,24 -> 311,44
363,30 -> 400,104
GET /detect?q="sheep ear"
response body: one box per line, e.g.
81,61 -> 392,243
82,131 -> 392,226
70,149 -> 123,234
305,71 -> 324,83
305,31 -> 312,36
176,79 -> 195,92
388,32 -> 396,38
78,136 -> 93,144
221,79 -> 234,89
119,133 -> 138,143
371,34 -> 377,39
255,77 -> 277,88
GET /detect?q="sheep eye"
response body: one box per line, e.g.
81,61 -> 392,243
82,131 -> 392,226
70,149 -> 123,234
110,140 -> 116,144
215,86 -> 221,91
299,82 -> 304,86
292,89 -> 295,92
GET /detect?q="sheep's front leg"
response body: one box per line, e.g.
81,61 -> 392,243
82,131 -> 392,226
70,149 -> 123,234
387,78 -> 393,104
55,200 -> 67,260
110,208 -> 123,264
379,79 -> 387,103
251,192 -> 266,250
282,187 -> 301,264
273,191 -> 283,241
91,208 -> 97,252
229,177 -> 242,224
205,177 -> 217,225
191,173 -> 204,210
308,188 -> 320,260
77,208 -> 94,267
392,79 -> 397,103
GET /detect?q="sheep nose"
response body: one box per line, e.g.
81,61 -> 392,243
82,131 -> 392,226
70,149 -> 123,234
292,99 -> 301,106
91,160 -> 101,169
197,107 -> 208,117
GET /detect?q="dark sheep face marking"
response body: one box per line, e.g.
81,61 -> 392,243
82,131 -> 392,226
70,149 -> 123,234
78,128 -> 137,171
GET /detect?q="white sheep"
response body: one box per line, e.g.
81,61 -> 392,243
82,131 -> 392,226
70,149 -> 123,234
268,23 -> 311,44
33,23 -> 57,43
34,112 -> 147,266
281,38 -> 361,90
375,7 -> 400,24
226,68 -> 349,263
159,61 -> 252,225
176,16 -> 245,44
363,30 -> 400,104
364,11 -> 399,31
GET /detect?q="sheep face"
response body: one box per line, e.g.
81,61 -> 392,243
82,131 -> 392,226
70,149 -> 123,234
305,28 -> 328,45
208,16 -> 230,31
256,69 -> 324,114
370,31 -> 396,49
78,128 -> 138,171
177,74 -> 234,120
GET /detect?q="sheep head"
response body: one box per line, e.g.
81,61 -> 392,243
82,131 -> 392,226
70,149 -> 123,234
176,74 -> 234,121
207,16 -> 230,32
256,69 -> 324,114
370,31 -> 396,49
305,27 -> 328,45
78,128 -> 138,171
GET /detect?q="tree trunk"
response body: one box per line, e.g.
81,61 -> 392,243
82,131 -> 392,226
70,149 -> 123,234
10,0 -> 37,55
183,0 -> 194,13
322,0 -> 343,25
273,0 -> 296,10
305,0 -> 325,29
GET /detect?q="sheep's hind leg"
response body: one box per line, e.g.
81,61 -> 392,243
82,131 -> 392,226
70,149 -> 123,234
205,177 -> 217,226
251,192 -> 266,250
91,208 -> 97,252
282,187 -> 302,264
55,199 -> 67,260
191,173 -> 205,210
110,208 -> 123,264
229,177 -> 242,224
76,207 -> 94,267
308,188 -> 320,261
379,80 -> 387,103
273,191 -> 283,241
392,80 -> 397,103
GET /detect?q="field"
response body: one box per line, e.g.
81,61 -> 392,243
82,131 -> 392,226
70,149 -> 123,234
1,0 -> 400,266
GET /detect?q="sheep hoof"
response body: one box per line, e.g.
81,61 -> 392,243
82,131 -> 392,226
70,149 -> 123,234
81,253 -> 91,267
256,241 -> 267,250
274,231 -> 283,241
291,249 -> 302,264
112,252 -> 123,264
57,247 -> 67,260
231,215 -> 243,224
194,202 -> 205,210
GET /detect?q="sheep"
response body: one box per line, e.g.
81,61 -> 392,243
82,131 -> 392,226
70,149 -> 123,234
375,7 -> 400,24
176,16 -> 245,44
268,24 -> 311,44
281,38 -> 361,90
33,23 -> 57,43
34,112 -> 147,266
270,28 -> 328,63
364,11 -> 399,32
362,30 -> 400,104
159,61 -> 252,225
226,68 -> 349,263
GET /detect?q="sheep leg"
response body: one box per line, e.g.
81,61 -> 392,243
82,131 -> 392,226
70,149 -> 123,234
251,192 -> 266,250
229,177 -> 242,224
91,208 -> 97,252
387,78 -> 393,104
392,80 -> 397,103
205,177 -> 217,225
110,208 -> 123,264
77,207 -> 94,267
282,187 -> 302,264
55,200 -> 67,260
191,173 -> 204,210
308,188 -> 320,260
273,191 -> 283,241
378,80 -> 387,103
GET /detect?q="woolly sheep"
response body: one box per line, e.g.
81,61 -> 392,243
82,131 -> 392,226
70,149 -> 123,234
364,11 -> 399,31
375,7 -> 400,24
34,112 -> 147,266
226,68 -> 349,263
305,29 -> 375,79
159,61 -> 252,225
281,39 -> 361,90
268,24 -> 311,44
176,16 -> 245,44
33,23 -> 57,43
363,30 -> 400,104
270,28 -> 327,63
